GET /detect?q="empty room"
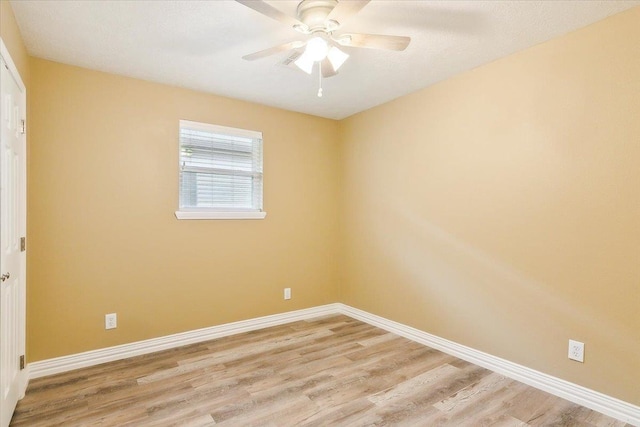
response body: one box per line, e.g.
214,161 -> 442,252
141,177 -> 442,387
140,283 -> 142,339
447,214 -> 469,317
0,0 -> 638,425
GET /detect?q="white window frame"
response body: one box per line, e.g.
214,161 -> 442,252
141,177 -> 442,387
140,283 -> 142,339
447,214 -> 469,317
175,120 -> 266,220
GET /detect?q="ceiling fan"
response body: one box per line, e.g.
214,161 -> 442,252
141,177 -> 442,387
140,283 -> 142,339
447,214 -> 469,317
236,0 -> 411,95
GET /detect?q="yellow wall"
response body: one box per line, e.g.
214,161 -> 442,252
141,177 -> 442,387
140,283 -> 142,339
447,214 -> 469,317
28,58 -> 341,361
0,0 -> 29,83
340,7 -> 639,405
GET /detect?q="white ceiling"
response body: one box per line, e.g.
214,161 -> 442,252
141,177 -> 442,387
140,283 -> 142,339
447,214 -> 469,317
10,0 -> 640,120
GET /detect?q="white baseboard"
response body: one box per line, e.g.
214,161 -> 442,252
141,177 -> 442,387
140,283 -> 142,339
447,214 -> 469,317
337,304 -> 640,426
28,303 -> 639,426
29,303 -> 342,379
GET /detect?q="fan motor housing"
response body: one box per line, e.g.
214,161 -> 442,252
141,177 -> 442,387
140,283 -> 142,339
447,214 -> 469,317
296,0 -> 339,29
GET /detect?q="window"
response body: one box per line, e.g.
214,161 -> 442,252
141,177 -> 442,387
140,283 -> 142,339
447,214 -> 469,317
175,120 -> 265,220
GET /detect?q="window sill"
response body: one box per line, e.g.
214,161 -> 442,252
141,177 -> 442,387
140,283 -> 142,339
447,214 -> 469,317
175,211 -> 267,220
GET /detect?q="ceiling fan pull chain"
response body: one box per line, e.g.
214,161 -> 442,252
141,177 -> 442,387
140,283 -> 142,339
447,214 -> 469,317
317,62 -> 323,98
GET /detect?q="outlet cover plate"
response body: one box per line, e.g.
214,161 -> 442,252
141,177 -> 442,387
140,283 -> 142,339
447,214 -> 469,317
568,339 -> 584,362
284,288 -> 291,300
105,313 -> 117,330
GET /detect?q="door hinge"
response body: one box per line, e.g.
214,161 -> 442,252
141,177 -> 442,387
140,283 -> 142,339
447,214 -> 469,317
20,237 -> 26,252
20,119 -> 26,135
19,355 -> 25,370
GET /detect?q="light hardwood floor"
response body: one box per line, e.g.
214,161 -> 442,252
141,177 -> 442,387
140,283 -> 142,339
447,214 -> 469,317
11,315 -> 630,426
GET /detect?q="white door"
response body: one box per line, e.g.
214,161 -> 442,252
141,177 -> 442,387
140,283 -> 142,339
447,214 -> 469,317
0,43 -> 27,427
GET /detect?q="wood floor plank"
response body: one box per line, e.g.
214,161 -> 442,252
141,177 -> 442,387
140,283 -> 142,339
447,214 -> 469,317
368,363 -> 461,406
11,316 -> 627,426
433,372 -> 510,412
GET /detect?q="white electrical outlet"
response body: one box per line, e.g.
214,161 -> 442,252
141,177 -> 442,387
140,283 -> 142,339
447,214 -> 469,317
105,313 -> 117,330
568,339 -> 584,362
284,288 -> 291,300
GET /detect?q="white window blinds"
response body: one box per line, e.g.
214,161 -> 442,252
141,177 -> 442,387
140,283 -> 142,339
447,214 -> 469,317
178,120 -> 263,214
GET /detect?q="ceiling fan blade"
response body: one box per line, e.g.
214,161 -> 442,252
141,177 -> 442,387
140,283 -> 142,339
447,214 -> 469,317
242,41 -> 304,61
236,0 -> 305,28
321,58 -> 338,78
327,0 -> 370,25
338,33 -> 411,51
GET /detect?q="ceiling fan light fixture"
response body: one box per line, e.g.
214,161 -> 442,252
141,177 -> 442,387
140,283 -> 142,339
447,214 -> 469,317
327,46 -> 349,71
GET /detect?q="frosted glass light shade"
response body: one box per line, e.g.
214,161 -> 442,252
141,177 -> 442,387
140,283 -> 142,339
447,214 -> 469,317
327,46 -> 349,71
305,36 -> 329,61
294,52 -> 315,74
